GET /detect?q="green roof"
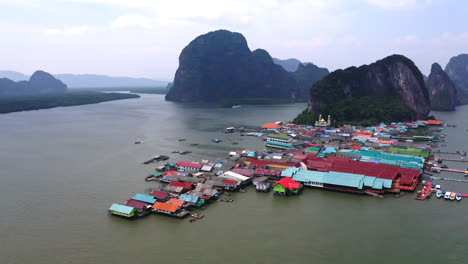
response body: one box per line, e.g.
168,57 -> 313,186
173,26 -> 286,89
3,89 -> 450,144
267,133 -> 291,140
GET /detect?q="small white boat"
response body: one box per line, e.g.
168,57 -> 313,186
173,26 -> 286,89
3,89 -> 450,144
436,190 -> 444,198
444,192 -> 451,199
450,192 -> 456,200
456,194 -> 462,201
232,105 -> 241,109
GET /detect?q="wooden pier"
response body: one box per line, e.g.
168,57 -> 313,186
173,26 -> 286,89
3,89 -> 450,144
440,158 -> 468,162
434,150 -> 466,156
439,168 -> 467,174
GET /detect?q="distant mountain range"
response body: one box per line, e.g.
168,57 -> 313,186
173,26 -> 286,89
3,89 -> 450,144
0,71 -> 168,88
0,70 -> 67,96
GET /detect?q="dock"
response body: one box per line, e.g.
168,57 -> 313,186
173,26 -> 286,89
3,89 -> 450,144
439,168 -> 467,174
440,157 -> 468,162
429,176 -> 468,183
434,150 -> 466,156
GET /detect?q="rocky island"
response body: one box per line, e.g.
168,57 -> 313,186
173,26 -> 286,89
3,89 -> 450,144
294,55 -> 431,126
426,63 -> 458,111
0,70 -> 139,114
165,30 -> 328,104
0,70 -> 67,96
445,54 -> 468,104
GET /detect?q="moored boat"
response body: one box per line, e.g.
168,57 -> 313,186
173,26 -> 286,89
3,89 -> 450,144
444,192 -> 451,199
436,190 -> 444,198
450,192 -> 456,200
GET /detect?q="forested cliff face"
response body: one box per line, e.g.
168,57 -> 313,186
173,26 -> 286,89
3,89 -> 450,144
165,30 -> 328,102
427,63 -> 458,111
0,70 -> 67,96
445,54 -> 468,104
294,55 -> 431,125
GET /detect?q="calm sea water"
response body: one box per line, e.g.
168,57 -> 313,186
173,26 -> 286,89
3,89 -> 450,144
0,94 -> 467,264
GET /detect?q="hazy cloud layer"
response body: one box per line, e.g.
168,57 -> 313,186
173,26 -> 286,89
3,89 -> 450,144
0,0 -> 466,80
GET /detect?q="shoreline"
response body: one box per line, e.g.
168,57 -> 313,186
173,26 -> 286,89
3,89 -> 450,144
0,91 -> 140,114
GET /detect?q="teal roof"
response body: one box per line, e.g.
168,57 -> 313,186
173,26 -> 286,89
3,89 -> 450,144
109,203 -> 135,214
132,193 -> 156,204
281,167 -> 300,177
179,194 -> 199,203
266,141 -> 293,147
291,170 -> 363,189
289,169 -> 393,190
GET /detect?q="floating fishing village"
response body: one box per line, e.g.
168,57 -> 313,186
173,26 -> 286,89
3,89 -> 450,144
109,115 -> 468,221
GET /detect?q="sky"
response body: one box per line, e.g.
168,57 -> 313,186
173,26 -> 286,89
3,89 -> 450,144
0,0 -> 467,81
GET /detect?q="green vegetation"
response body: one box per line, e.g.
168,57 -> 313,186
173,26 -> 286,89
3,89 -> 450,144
220,98 -> 298,108
293,109 -> 316,125
293,96 -> 414,127
0,91 -> 140,114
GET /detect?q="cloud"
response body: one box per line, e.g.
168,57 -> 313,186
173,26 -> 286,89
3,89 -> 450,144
393,34 -> 419,45
45,25 -> 92,37
111,15 -> 153,29
364,0 -> 419,9
283,37 -> 334,48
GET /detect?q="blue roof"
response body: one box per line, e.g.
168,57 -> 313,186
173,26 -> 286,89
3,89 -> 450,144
179,194 -> 199,203
132,193 -> 156,204
109,203 -> 135,214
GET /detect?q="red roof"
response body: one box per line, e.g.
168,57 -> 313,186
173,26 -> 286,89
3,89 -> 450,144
125,199 -> 147,209
254,168 -> 282,176
169,181 -> 193,189
349,145 -> 362,150
176,161 -> 203,169
300,155 -> 419,182
152,190 -> 169,200
273,177 -> 301,190
163,170 -> 178,176
223,179 -> 237,185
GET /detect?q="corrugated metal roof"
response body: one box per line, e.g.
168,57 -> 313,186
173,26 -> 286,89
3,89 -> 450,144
109,203 -> 135,214
266,141 -> 293,148
152,202 -> 179,213
167,198 -> 185,207
132,193 -> 156,204
125,199 -> 146,209
267,133 -> 291,140
179,194 -> 199,203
